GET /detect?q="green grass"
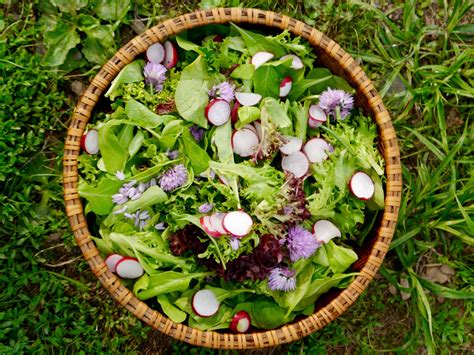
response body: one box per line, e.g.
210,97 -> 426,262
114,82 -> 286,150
1,0 -> 472,353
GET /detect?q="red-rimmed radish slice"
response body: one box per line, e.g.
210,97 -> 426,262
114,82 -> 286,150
115,257 -> 144,279
210,212 -> 227,235
230,311 -> 251,333
349,171 -> 375,200
218,174 -> 230,186
309,105 -> 326,122
105,254 -> 123,273
231,129 -> 259,157
205,99 -> 231,126
303,138 -> 333,163
163,41 -> 178,69
231,101 -> 240,124
253,121 -> 262,140
223,211 -> 253,237
213,34 -> 224,42
281,54 -> 304,70
308,117 -> 323,128
313,220 -> 341,243
242,124 -> 258,135
235,92 -> 262,106
192,289 -> 220,317
200,216 -> 221,237
279,136 -> 302,155
279,76 -> 293,98
81,129 -> 99,154
281,151 -> 309,178
251,51 -> 274,68
146,43 -> 165,64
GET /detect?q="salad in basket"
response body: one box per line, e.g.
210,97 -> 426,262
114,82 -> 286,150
78,24 -> 385,332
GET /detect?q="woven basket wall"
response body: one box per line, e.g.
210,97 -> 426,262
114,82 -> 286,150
63,8 -> 402,349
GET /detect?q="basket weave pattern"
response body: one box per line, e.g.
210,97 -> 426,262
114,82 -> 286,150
63,8 -> 402,349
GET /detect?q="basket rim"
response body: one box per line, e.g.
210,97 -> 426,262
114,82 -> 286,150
63,7 -> 402,350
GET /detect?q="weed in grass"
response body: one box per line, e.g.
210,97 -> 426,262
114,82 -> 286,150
0,0 -> 472,353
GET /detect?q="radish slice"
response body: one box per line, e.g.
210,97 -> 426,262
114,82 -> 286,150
279,76 -> 293,98
223,211 -> 253,237
308,117 -> 323,128
231,101 -> 240,124
349,171 -> 375,200
281,151 -> 309,178
146,43 -> 165,64
313,220 -> 341,243
218,174 -> 230,186
115,257 -> 144,279
210,212 -> 227,235
279,136 -> 303,155
213,34 -> 224,42
105,254 -> 123,273
205,99 -> 231,126
303,138 -> 333,163
281,54 -> 304,70
235,92 -> 262,106
253,121 -> 262,140
163,41 -> 178,69
192,289 -> 220,317
242,124 -> 258,135
200,216 -> 221,237
81,129 -> 99,154
230,311 -> 251,333
231,129 -> 259,157
251,51 -> 274,68
309,105 -> 326,122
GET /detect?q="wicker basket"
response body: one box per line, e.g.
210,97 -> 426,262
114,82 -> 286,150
63,8 -> 402,349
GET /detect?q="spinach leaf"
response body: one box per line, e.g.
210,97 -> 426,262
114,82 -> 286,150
230,23 -> 287,57
288,76 -> 332,101
175,56 -> 209,128
98,120 -> 129,173
115,185 -> 167,213
230,64 -> 255,80
188,304 -> 233,331
253,65 -> 284,98
214,121 -> 233,163
179,128 -> 211,174
251,299 -> 295,329
78,178 -> 123,215
105,60 -> 144,99
157,294 -> 187,323
313,241 -> 358,274
125,98 -> 172,128
235,106 -> 260,129
134,271 -> 212,300
176,36 -> 202,53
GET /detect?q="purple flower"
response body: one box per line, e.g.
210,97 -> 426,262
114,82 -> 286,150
229,237 -> 241,251
208,82 -> 235,102
319,88 -> 354,119
198,203 -> 214,214
268,267 -> 297,292
144,62 -> 167,92
115,170 -> 126,181
283,225 -> 320,262
159,164 -> 188,192
112,193 -> 128,205
282,206 -> 293,216
166,150 -> 179,160
154,222 -> 166,231
189,125 -> 205,143
124,210 -> 150,231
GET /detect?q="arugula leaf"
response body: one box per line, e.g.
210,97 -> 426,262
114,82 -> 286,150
230,23 -> 287,57
105,60 -> 145,99
159,120 -> 184,150
98,120 -> 129,173
289,101 -> 308,140
128,131 -> 144,158
43,21 -> 80,66
214,120 -> 233,163
78,178 -> 123,215
175,56 -> 209,128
